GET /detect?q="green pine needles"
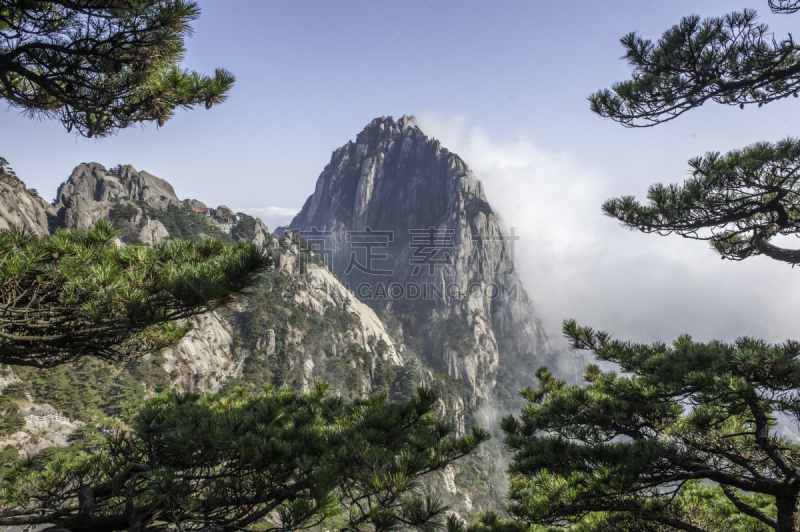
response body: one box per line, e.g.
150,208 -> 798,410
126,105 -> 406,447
0,384 -> 489,532
603,137 -> 800,266
593,2 -> 800,266
0,1 -> 234,137
588,8 -> 800,127
501,321 -> 800,531
0,219 -> 271,368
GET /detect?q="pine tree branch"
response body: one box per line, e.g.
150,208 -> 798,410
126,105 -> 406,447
721,485 -> 779,528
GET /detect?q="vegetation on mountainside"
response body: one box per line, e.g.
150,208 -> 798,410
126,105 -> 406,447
0,384 -> 489,532
146,203 -> 235,242
109,201 -> 235,245
465,196 -> 494,221
231,211 -> 258,241
0,392 -> 24,437
0,220 -> 270,368
12,357 -> 170,421
218,265 -> 415,402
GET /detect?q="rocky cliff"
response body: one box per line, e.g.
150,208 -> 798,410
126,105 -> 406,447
55,162 -> 180,229
287,115 -> 549,401
0,122 -> 540,515
51,162 -> 273,251
0,170 -> 56,235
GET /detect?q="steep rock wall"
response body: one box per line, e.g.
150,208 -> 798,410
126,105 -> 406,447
0,172 -> 55,235
288,115 -> 548,398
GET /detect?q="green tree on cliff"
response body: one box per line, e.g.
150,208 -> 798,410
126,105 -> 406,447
0,218 -> 271,368
0,384 -> 489,532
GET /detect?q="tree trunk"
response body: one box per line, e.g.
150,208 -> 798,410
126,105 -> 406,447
775,492 -> 800,532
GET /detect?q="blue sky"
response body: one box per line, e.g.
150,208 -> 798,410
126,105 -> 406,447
3,1 -> 799,351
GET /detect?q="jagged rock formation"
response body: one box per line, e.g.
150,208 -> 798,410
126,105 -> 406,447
52,162 -> 275,253
280,231 -> 401,366
158,311 -> 238,393
248,218 -> 272,249
0,171 -> 56,235
138,218 -> 170,245
55,162 -> 180,229
287,115 -> 548,399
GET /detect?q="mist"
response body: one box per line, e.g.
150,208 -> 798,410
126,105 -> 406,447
418,112 -> 800,356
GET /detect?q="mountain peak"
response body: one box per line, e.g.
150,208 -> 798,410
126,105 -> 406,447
367,114 -> 417,130
288,116 -> 549,398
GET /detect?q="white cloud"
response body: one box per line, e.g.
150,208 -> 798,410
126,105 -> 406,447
233,206 -> 299,230
417,111 -> 800,349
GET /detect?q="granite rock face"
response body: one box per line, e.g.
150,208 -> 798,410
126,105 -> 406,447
139,218 -> 170,245
159,311 -> 237,393
0,172 -> 56,235
288,115 -> 548,398
250,218 -> 272,249
276,231 -> 402,365
0,415 -> 84,459
55,163 -> 180,229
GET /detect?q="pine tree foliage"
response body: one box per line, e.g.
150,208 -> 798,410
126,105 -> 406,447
446,485 -> 774,531
0,384 -> 489,532
603,138 -> 800,265
500,320 -> 800,532
588,6 -> 800,127
593,2 -> 800,266
0,219 -> 271,368
769,0 -> 800,14
0,157 -> 17,180
0,0 -> 234,137
579,481 -> 775,532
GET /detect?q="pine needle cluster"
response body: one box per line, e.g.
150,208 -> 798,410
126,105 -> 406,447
0,0 -> 234,137
502,322 -> 800,530
0,219 -> 271,368
0,384 -> 489,532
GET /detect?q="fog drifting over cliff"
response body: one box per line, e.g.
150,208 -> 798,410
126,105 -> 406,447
418,112 -> 800,353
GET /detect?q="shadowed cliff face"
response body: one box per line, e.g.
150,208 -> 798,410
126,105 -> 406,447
288,115 -> 549,399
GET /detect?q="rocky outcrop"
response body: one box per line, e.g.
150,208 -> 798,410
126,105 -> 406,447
0,366 -> 21,393
216,205 -> 236,221
250,218 -> 271,249
0,172 -> 56,235
298,265 -> 402,365
139,219 -> 170,245
287,115 -> 548,398
55,163 -> 180,229
186,199 -> 208,210
51,162 -> 275,253
158,311 -> 237,393
277,232 -> 401,365
0,404 -> 83,459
